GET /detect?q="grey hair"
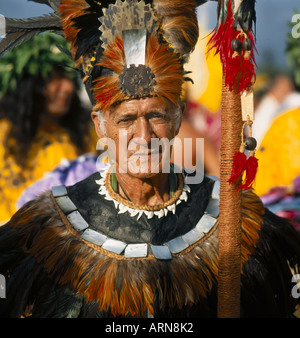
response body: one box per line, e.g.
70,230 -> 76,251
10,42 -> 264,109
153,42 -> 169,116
96,103 -> 182,136
96,110 -> 107,136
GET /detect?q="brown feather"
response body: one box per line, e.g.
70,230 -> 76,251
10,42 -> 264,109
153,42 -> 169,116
9,189 -> 264,316
153,0 -> 199,60
58,0 -> 90,59
93,33 -> 184,111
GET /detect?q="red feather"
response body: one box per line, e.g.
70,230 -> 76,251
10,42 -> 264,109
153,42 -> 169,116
237,155 -> 258,190
228,151 -> 247,184
208,0 -> 256,93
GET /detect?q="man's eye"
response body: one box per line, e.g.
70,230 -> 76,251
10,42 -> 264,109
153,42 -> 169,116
117,117 -> 134,124
148,112 -> 167,120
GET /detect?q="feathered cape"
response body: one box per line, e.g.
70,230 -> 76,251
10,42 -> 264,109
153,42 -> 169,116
0,172 -> 299,317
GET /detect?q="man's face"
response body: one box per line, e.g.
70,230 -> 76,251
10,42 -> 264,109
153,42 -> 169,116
94,97 -> 182,178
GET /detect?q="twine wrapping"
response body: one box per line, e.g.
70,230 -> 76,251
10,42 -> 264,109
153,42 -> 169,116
217,79 -> 243,318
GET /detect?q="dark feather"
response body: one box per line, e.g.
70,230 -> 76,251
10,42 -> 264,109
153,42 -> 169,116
5,13 -> 62,33
217,0 -> 230,28
0,31 -> 39,57
85,0 -> 103,11
79,301 -> 105,318
0,14 -> 64,56
31,281 -> 84,318
55,44 -> 73,61
28,0 -> 50,3
241,209 -> 300,317
0,223 -> 18,253
236,0 -> 256,32
0,255 -> 40,317
195,0 -> 209,5
48,0 -> 62,11
73,13 -> 101,59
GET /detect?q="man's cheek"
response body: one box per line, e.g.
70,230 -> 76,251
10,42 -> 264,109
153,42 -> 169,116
114,130 -> 130,172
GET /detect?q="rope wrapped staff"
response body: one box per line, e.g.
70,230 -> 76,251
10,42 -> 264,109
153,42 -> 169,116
209,0 -> 258,317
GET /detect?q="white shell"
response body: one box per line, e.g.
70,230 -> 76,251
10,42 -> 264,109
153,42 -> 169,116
52,185 -> 67,197
124,243 -> 148,258
95,167 -> 192,220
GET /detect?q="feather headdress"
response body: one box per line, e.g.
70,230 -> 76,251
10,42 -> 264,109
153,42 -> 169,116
57,0 -> 200,110
0,0 -> 202,110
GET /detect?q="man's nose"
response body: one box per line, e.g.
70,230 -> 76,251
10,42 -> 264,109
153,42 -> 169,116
135,117 -> 152,144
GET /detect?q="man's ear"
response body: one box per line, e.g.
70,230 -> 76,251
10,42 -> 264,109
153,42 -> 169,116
91,111 -> 106,139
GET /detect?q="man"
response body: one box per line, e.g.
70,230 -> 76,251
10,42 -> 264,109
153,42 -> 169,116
0,0 -> 299,318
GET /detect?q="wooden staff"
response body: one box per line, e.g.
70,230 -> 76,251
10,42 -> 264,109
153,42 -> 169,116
217,79 -> 243,318
212,0 -> 258,317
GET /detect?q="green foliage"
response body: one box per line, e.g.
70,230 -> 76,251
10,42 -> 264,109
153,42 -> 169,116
0,32 -> 76,98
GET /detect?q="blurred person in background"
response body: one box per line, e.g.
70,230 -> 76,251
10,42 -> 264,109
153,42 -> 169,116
253,22 -> 300,232
253,74 -> 300,145
0,33 -> 98,225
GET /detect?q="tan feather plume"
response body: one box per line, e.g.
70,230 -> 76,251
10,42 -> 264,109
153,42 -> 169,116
153,0 -> 199,61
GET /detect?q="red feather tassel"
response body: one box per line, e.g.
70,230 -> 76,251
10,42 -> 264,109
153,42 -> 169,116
237,154 -> 258,190
228,151 -> 247,184
208,0 -> 256,93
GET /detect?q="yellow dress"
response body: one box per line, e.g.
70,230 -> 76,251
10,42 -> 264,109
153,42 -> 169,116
0,119 -> 81,225
254,107 -> 300,196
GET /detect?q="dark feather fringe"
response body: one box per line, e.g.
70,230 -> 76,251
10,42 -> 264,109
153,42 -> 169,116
58,0 -> 102,60
30,281 -> 83,318
1,190 -> 262,317
0,188 -> 299,317
0,255 -> 84,318
0,217 -> 84,318
241,209 -> 300,317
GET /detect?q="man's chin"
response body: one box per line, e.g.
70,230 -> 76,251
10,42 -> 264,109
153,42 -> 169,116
116,164 -> 167,179
128,171 -> 161,180
115,153 -> 171,178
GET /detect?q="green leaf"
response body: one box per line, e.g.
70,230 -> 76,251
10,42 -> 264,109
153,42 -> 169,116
0,32 -> 76,96
16,50 -> 32,75
28,61 -> 39,75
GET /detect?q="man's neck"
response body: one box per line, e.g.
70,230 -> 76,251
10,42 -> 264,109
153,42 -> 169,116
115,170 -> 170,206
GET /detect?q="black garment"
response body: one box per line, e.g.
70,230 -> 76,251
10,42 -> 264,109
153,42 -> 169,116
0,172 -> 299,318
